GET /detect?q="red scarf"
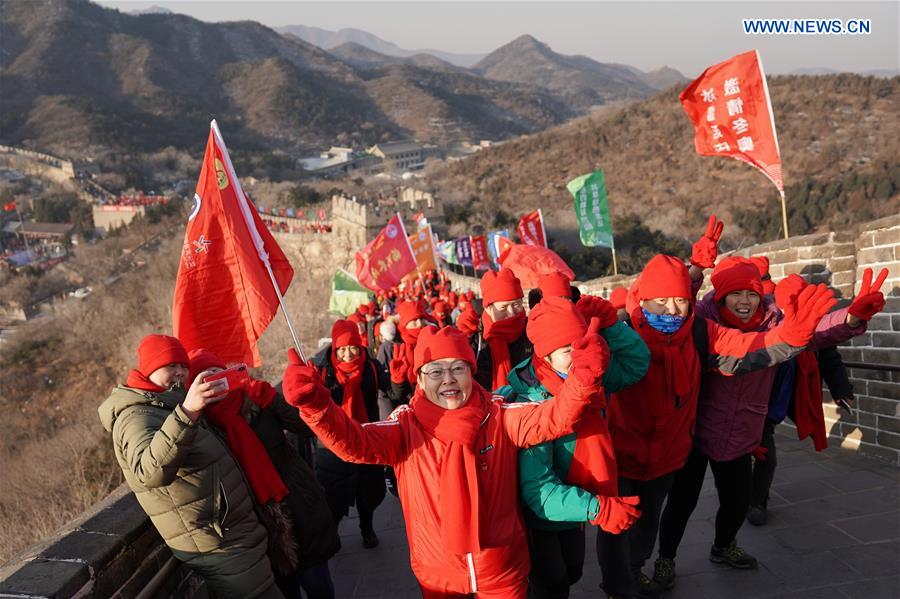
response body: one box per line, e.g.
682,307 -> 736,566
632,308 -> 699,400
720,304 -> 765,332
792,351 -> 827,451
410,386 -> 487,554
482,311 -> 526,390
533,358 -> 617,496
205,384 -> 289,506
125,369 -> 167,392
331,351 -> 369,423
398,326 -> 429,385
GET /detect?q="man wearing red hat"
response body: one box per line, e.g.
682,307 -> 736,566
597,253 -> 844,599
654,261 -> 884,588
282,324 -> 611,598
474,269 -> 531,391
496,296 -> 651,599
99,335 -> 283,598
312,320 -> 390,549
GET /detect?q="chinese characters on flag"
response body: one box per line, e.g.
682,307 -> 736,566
408,224 -> 438,273
355,213 -> 418,291
680,49 -> 784,194
470,235 -> 490,271
454,237 -> 473,267
517,209 -> 547,247
173,121 -> 294,367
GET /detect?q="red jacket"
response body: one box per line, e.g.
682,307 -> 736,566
294,379 -> 595,594
610,312 -> 804,481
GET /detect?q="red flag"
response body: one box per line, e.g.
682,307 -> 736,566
470,235 -> 490,271
680,50 -> 783,193
498,244 -> 574,289
173,121 -> 294,367
355,213 -> 417,291
517,209 -> 547,247
2,201 -> 15,212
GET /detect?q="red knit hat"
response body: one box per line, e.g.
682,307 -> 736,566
609,287 -> 628,310
137,334 -> 189,377
347,312 -> 364,325
526,296 -> 587,358
187,348 -> 226,384
711,256 -> 764,302
481,269 -> 523,306
433,301 -> 448,315
398,299 -> 432,330
413,326 -> 476,373
357,304 -> 371,316
331,319 -> 362,348
538,272 -> 572,299
633,255 -> 692,301
749,256 -> 776,295
465,290 -> 476,301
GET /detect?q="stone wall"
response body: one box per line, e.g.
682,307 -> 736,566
447,215 -> 900,464
0,485 -> 203,598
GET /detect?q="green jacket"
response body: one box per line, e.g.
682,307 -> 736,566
98,386 -> 279,598
497,321 -> 651,532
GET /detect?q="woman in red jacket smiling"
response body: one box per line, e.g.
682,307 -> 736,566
282,325 -> 610,598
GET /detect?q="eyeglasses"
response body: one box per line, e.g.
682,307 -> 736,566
421,363 -> 470,381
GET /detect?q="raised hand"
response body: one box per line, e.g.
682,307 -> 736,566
282,348 -> 324,408
576,294 -> 618,330
690,214 -> 725,270
780,283 -> 838,347
590,495 -> 641,534
570,318 -> 611,388
848,268 -> 889,324
389,352 -> 410,384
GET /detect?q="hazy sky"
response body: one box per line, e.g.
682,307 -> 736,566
98,1 -> 899,75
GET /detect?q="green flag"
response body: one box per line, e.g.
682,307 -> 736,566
567,170 -> 614,248
328,268 -> 371,316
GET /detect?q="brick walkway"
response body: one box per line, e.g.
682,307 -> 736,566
329,430 -> 900,598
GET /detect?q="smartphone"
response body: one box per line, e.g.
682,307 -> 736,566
203,364 -> 250,391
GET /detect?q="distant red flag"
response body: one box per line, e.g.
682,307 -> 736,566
470,235 -> 490,271
680,50 -> 783,193
498,244 -> 574,289
517,209 -> 547,247
355,213 -> 417,291
173,121 -> 294,367
2,201 -> 15,212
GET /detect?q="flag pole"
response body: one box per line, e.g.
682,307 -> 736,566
15,204 -> 32,256
611,246 -> 619,276
210,119 -> 306,363
779,190 -> 789,240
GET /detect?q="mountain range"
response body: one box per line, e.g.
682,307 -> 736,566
0,0 -> 686,160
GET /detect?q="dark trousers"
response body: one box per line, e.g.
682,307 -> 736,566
596,473 -> 675,598
750,419 -> 778,508
276,560 -> 335,599
527,526 -> 585,599
658,448 -> 753,558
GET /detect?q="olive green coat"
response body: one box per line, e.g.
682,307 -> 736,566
98,385 -> 281,599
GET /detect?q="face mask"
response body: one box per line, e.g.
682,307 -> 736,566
642,308 -> 685,334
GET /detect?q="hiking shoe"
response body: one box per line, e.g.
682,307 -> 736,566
653,557 -> 676,590
747,504 -> 767,526
635,572 -> 665,599
361,527 -> 379,549
709,541 -> 758,569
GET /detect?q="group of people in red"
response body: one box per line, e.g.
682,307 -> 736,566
102,215 -> 888,599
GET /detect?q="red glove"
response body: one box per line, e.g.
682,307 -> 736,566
780,283 -> 838,347
389,353 -> 410,384
591,495 -> 641,534
848,267 -> 888,322
774,274 -> 808,311
576,295 -> 618,330
752,446 -> 768,461
690,214 -> 724,269
282,348 -> 325,408
570,318 -> 610,388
